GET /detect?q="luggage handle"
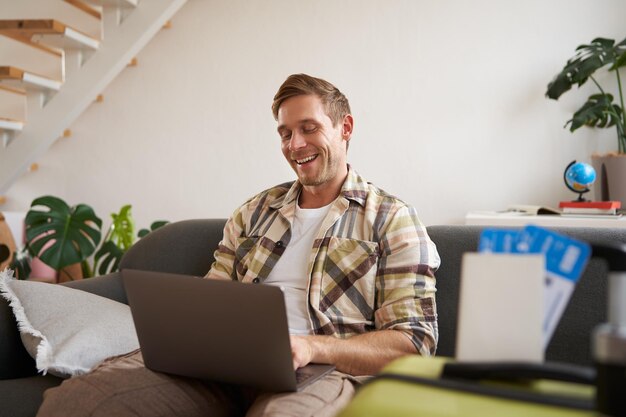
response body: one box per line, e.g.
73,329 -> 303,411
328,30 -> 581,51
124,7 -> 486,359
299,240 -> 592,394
441,361 -> 595,385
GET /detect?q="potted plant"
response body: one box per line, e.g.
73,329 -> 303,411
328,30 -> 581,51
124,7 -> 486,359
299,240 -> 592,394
94,204 -> 168,276
10,196 -> 168,280
546,36 -> 626,204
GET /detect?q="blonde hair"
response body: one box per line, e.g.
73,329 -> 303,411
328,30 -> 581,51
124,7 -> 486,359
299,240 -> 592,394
272,74 -> 351,126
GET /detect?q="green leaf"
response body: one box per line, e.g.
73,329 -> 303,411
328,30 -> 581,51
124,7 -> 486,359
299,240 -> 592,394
138,220 -> 169,239
547,37 -> 618,99
25,196 -> 102,271
94,240 -> 124,275
609,37 -> 626,70
9,246 -> 31,280
104,204 -> 135,251
566,94 -> 622,131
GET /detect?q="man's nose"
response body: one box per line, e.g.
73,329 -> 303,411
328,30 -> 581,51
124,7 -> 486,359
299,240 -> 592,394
289,131 -> 306,151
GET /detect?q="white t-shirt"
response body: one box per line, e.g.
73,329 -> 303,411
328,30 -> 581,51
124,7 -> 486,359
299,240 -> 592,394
264,202 -> 332,335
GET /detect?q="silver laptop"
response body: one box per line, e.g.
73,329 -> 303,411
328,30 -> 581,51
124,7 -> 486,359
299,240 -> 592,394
122,269 -> 335,392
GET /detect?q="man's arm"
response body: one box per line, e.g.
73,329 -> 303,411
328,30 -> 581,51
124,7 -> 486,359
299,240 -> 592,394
290,330 -> 416,376
204,211 -> 245,280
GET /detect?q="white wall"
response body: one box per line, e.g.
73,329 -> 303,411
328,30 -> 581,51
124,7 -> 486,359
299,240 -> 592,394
4,0 -> 626,229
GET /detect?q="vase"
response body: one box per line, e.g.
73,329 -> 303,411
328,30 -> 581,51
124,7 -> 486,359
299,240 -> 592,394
591,153 -> 626,206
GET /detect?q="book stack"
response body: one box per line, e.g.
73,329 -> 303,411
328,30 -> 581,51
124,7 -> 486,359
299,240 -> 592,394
558,201 -> 622,216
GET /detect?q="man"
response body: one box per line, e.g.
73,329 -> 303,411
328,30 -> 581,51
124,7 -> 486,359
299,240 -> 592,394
37,74 -> 439,417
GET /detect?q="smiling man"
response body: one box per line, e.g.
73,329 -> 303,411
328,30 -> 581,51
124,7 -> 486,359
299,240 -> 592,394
207,73 -> 441,412
37,74 -> 440,417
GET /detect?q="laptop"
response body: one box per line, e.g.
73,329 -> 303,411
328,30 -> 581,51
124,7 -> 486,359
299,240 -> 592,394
121,269 -> 336,392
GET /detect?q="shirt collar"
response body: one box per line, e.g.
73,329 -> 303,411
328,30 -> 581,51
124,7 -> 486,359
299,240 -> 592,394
269,164 -> 369,210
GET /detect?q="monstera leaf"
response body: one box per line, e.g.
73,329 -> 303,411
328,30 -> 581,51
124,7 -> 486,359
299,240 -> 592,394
93,240 -> 124,276
546,37 -> 626,100
25,196 -> 102,271
567,94 -> 624,131
546,36 -> 626,153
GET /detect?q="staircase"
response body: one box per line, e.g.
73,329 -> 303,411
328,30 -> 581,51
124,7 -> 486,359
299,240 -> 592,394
0,0 -> 187,195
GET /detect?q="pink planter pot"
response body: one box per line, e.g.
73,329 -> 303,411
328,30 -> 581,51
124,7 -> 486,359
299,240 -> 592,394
592,153 -> 626,206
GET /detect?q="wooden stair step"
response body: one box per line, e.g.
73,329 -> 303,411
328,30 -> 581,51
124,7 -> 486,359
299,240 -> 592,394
0,66 -> 62,91
0,117 -> 25,148
0,117 -> 25,131
0,19 -> 100,51
82,0 -> 138,8
63,0 -> 103,20
0,84 -> 26,96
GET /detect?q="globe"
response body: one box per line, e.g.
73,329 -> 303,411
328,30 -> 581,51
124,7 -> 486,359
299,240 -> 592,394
564,161 -> 596,193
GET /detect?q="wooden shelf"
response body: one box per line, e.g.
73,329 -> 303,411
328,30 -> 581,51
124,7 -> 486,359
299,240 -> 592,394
0,19 -> 100,51
0,66 -> 62,91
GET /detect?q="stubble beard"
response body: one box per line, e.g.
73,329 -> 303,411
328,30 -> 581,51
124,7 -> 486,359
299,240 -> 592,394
297,152 -> 341,187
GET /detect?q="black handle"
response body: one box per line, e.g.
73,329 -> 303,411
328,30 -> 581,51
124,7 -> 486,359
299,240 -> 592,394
442,361 -> 595,385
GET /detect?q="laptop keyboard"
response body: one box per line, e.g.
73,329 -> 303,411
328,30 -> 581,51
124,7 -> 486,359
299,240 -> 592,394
296,369 -> 315,384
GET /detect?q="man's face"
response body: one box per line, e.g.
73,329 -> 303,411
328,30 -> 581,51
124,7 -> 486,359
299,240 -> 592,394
277,95 -> 351,189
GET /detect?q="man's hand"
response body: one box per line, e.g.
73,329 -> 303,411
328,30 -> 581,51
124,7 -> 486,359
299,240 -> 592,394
290,335 -> 313,370
289,330 -> 418,375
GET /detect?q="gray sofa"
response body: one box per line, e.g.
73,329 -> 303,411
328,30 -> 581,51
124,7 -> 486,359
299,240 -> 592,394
0,219 -> 623,417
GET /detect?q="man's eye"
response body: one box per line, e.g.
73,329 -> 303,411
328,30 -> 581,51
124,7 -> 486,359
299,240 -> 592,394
280,131 -> 291,140
302,125 -> 317,134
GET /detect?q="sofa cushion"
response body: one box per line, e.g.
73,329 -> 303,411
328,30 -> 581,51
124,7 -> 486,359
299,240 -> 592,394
0,269 -> 139,378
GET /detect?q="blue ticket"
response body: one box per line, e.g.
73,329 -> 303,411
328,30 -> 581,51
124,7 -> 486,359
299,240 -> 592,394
515,225 -> 590,283
478,229 -> 521,253
478,225 -> 591,348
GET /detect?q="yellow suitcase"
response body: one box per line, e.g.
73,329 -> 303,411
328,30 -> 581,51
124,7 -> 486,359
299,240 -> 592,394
339,356 -> 595,417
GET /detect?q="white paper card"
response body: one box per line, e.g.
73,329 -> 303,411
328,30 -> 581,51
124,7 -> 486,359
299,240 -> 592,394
456,253 -> 544,362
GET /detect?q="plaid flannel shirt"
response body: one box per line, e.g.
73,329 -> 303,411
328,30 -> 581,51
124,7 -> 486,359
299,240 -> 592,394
206,166 -> 440,355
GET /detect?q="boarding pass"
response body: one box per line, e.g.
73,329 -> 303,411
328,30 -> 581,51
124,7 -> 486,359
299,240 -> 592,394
478,225 -> 591,349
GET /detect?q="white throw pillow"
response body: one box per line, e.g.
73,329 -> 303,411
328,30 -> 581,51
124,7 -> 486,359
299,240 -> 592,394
0,268 -> 139,378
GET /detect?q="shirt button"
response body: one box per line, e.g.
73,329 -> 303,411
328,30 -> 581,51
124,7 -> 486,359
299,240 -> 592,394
276,241 -> 284,248
252,278 -> 260,284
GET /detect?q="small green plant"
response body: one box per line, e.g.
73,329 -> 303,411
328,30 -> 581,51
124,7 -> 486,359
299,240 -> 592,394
10,196 -> 168,280
546,36 -> 626,153
94,205 -> 169,276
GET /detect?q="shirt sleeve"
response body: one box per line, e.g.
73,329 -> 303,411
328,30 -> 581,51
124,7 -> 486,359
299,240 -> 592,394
205,207 -> 246,281
373,204 -> 440,356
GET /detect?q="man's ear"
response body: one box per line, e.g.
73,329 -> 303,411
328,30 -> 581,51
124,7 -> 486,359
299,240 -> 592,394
341,114 -> 354,140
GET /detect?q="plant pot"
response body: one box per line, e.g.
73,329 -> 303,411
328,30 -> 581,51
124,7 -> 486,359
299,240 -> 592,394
58,263 -> 83,283
591,153 -> 626,206
0,213 -> 16,271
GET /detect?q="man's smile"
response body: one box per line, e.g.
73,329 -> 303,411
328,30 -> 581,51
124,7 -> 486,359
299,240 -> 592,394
295,154 -> 318,165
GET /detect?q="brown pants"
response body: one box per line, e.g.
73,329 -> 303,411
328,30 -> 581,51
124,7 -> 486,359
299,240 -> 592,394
37,350 -> 359,417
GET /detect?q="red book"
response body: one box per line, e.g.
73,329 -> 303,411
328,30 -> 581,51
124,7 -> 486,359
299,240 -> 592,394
558,201 -> 621,209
